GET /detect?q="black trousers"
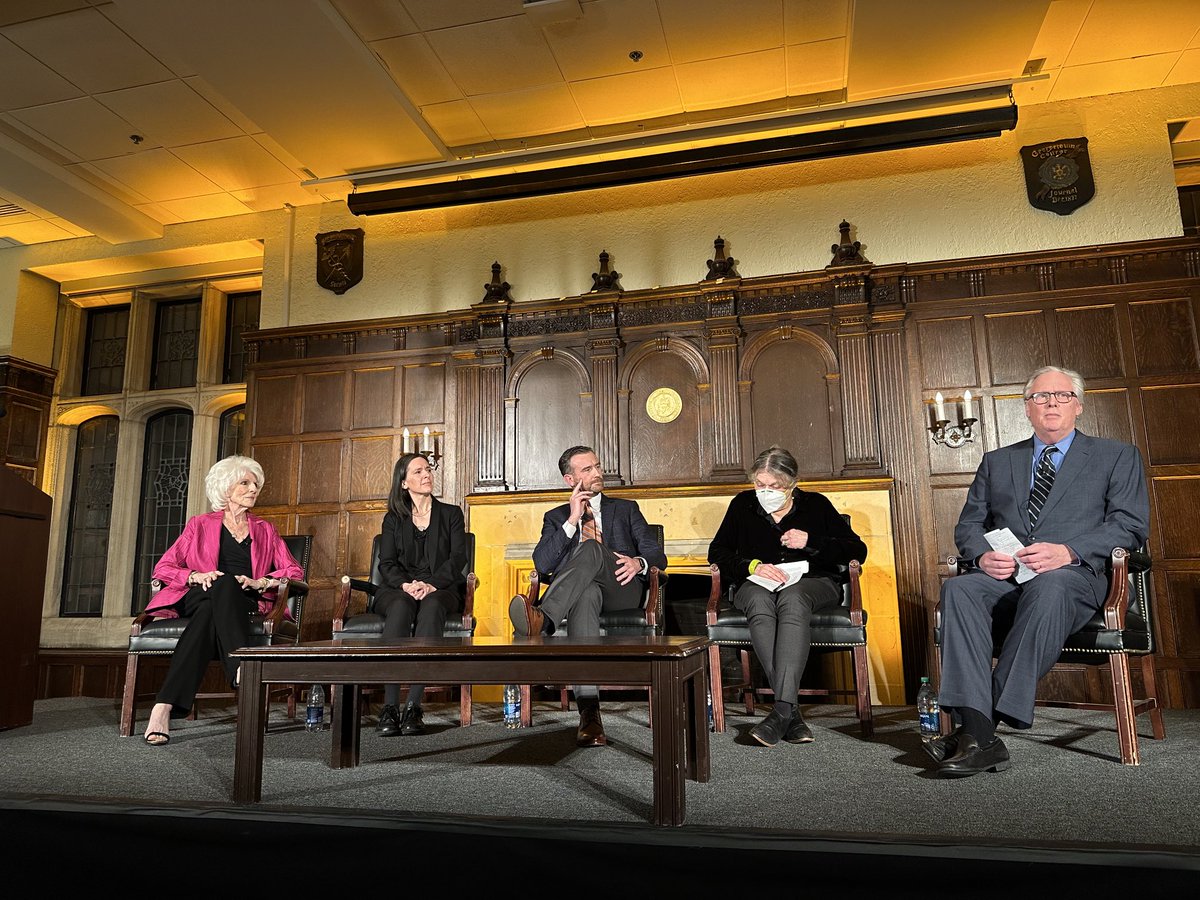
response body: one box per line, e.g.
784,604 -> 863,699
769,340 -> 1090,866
375,585 -> 460,706
156,574 -> 257,716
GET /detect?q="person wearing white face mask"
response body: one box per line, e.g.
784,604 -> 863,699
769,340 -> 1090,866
708,446 -> 867,746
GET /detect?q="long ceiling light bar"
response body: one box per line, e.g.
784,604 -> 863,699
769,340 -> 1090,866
346,104 -> 1017,216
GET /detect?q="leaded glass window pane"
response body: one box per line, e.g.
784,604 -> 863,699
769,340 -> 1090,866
81,307 -> 129,396
218,405 -> 246,460
131,409 -> 193,614
150,299 -> 200,390
223,291 -> 260,384
60,417 -> 120,616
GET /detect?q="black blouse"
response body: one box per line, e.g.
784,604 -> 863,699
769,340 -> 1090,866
219,526 -> 253,579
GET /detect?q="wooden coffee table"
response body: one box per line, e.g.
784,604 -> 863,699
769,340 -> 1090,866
230,635 -> 711,826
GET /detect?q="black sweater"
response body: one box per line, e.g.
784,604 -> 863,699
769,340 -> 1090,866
708,488 -> 867,586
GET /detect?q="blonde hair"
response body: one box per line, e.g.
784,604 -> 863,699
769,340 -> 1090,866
205,455 -> 264,510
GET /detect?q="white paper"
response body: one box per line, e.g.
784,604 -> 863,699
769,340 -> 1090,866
984,527 -> 1036,583
747,560 -> 809,591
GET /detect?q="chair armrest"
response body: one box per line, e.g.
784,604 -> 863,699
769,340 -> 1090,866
705,564 -> 722,626
1102,547 -> 1132,631
1125,548 -> 1151,574
644,568 -> 662,628
846,560 -> 864,626
333,575 -> 353,633
130,610 -> 154,637
462,572 -> 479,629
527,570 -> 541,606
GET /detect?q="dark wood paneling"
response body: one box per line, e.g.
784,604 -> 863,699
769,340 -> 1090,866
931,486 -> 969,562
992,393 -> 1031,447
347,510 -> 382,576
629,352 -> 702,484
748,339 -> 832,475
252,375 -> 298,437
298,440 -> 343,504
1055,304 -> 1123,379
1079,389 -> 1133,444
514,358 -> 587,489
917,317 -> 978,389
403,362 -> 446,425
1166,572 -> 1200,657
351,367 -> 396,430
295,512 -> 339,582
349,435 -> 395,501
1129,299 -> 1200,375
252,444 -> 297,507
1142,385 -> 1200,465
301,371 -> 346,433
985,311 -> 1048,385
1154,477 -> 1200,559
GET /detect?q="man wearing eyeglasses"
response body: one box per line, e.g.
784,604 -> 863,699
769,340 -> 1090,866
931,366 -> 1148,776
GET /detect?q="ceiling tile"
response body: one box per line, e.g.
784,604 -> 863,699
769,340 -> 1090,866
0,35 -> 83,110
658,0 -> 784,64
469,83 -> 586,140
373,34 -> 464,106
1065,0 -> 1200,66
331,0 -> 419,40
400,0 -> 524,31
44,216 -> 91,237
96,81 -> 243,148
1164,48 -> 1200,86
1027,0 -> 1091,70
158,193 -> 253,221
134,201 -> 185,225
10,97 -> 156,161
231,183 -> 329,212
1051,53 -> 1181,100
676,49 -> 787,111
420,99 -> 495,146
0,217 -> 77,243
570,66 -> 684,126
783,0 -> 849,44
426,16 -> 563,95
172,136 -> 299,191
786,37 -> 846,95
0,2 -> 91,28
2,7 -> 175,93
88,148 -> 221,202
544,0 -> 668,81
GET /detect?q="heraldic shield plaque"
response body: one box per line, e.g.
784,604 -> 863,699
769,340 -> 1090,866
1020,138 -> 1095,216
316,228 -> 364,295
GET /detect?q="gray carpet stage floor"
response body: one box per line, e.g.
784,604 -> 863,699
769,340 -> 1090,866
2,697 -> 1198,890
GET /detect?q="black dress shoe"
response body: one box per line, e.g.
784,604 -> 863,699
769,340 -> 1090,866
923,725 -> 963,763
783,708 -> 814,744
399,703 -> 425,735
938,734 -> 1010,777
576,701 -> 607,747
508,594 -> 546,637
749,709 -> 788,747
376,704 -> 402,737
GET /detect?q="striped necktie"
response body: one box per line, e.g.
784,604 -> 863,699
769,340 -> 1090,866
581,505 -> 602,543
1028,445 -> 1058,528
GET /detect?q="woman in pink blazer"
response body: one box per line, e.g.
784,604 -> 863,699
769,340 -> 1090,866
142,455 -> 302,745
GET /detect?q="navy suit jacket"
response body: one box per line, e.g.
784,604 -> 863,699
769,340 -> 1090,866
532,494 -> 667,583
954,430 -> 1149,602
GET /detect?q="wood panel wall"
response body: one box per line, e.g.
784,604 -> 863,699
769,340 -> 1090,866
241,236 -> 1200,708
0,356 -> 56,486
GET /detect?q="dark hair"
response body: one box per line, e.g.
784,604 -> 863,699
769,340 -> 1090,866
749,445 -> 798,484
558,445 -> 595,476
388,453 -> 430,519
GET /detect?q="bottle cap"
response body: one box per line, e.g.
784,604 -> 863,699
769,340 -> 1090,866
920,676 -> 929,682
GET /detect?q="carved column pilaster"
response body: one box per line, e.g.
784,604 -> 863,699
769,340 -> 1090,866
832,268 -> 879,472
587,336 -> 622,484
705,321 -> 743,474
476,351 -> 507,490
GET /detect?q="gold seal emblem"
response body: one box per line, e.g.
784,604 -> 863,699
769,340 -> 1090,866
646,387 -> 682,424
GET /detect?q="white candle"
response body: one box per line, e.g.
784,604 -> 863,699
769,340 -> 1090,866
402,427 -> 410,453
422,426 -> 431,452
963,389 -> 973,420
935,391 -> 946,421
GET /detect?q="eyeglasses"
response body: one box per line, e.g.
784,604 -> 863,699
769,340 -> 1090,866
1025,390 -> 1077,405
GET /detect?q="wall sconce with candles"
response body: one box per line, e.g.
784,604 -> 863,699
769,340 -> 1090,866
401,426 -> 443,469
929,390 -> 977,448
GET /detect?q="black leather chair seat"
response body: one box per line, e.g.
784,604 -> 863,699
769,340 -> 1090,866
336,609 -> 473,638
127,612 -> 289,652
708,605 -> 868,646
1060,610 -> 1150,656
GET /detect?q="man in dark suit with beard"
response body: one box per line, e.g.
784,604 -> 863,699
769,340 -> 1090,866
509,445 -> 667,746
932,366 -> 1149,776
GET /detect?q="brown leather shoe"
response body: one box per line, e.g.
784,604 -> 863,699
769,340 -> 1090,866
576,701 -> 607,747
508,594 -> 545,637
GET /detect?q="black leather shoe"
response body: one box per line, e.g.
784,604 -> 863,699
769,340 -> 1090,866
508,594 -> 546,637
749,709 -> 788,747
399,703 -> 425,736
938,734 -> 1010,777
376,704 -> 401,737
923,725 -> 963,763
783,708 -> 813,744
576,700 -> 607,747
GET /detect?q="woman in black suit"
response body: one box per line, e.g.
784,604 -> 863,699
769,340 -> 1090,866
374,452 -> 467,736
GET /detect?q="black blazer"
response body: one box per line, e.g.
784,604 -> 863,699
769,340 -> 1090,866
532,494 -> 667,583
377,499 -> 467,602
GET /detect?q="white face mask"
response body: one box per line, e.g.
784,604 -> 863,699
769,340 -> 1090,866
756,488 -> 788,513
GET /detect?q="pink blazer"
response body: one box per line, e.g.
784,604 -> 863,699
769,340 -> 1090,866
146,510 -> 304,619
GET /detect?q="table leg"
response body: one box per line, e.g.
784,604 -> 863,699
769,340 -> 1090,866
650,659 -> 686,826
330,683 -> 361,769
688,655 -> 711,783
233,660 -> 266,803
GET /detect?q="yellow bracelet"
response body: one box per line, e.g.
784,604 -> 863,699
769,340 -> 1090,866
748,559 -> 761,574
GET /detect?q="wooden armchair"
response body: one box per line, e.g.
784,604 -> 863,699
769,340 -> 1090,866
119,533 -> 312,736
332,532 -> 478,725
935,546 -> 1165,765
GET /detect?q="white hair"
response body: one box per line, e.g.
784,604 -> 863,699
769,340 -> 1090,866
1024,365 -> 1085,404
205,455 -> 264,510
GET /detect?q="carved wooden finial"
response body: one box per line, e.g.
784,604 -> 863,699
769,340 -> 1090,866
480,260 -> 512,303
829,220 -> 869,267
589,250 -> 622,292
704,235 -> 740,280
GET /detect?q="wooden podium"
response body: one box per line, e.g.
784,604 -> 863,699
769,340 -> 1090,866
0,466 -> 51,729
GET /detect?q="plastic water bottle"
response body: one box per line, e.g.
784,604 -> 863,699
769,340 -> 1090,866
306,683 -> 325,732
706,687 -> 714,732
503,683 -> 522,729
917,677 -> 939,742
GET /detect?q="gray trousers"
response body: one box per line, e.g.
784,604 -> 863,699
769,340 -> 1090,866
538,539 -> 643,700
938,566 -> 1099,729
733,576 -> 841,705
